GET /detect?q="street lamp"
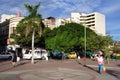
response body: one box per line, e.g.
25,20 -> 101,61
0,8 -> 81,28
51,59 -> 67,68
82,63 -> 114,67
31,30 -> 35,64
84,26 -> 86,66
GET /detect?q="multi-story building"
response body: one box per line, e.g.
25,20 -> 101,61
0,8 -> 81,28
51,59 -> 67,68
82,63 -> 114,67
55,18 -> 70,27
0,14 -> 16,23
9,16 -> 24,38
0,19 -> 9,51
71,12 -> 106,36
42,17 -> 56,29
43,12 -> 106,36
42,17 -> 70,29
0,11 -> 24,51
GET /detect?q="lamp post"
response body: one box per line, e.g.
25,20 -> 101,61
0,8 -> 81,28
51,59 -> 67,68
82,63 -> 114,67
84,26 -> 86,66
31,30 -> 35,64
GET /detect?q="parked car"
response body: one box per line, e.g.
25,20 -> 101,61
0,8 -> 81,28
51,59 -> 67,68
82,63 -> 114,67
66,52 -> 77,59
52,50 -> 66,59
23,49 -> 48,60
86,50 -> 93,58
0,52 -> 12,60
54,52 -> 66,59
116,53 -> 120,59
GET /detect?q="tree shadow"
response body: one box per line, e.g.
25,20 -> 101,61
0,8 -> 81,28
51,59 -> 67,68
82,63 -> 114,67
0,60 -> 30,72
75,59 -> 83,65
83,65 -> 99,73
16,61 -> 29,66
0,60 -> 42,72
117,64 -> 120,67
34,60 -> 40,64
0,60 -> 11,66
15,59 -> 39,67
75,59 -> 99,73
0,66 -> 14,72
106,69 -> 120,79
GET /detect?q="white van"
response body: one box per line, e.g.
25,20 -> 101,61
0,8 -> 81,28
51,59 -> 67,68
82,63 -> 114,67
23,49 -> 48,60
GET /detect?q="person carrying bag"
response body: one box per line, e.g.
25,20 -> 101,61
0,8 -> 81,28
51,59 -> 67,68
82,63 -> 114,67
96,54 -> 104,74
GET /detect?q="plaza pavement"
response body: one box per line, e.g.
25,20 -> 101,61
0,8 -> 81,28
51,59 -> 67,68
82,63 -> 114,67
0,58 -> 120,80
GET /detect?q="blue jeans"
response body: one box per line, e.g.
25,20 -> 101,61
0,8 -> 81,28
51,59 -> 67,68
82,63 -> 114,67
98,65 -> 103,73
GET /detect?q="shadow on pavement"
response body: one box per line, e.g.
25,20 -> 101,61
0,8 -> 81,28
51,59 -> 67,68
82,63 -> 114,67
83,65 -> 99,73
16,60 -> 31,66
75,59 -> 83,65
117,64 -> 120,67
0,66 -> 14,72
17,60 -> 41,66
106,70 -> 120,79
0,60 -> 11,66
34,60 -> 40,64
0,60 -> 31,72
75,59 -> 99,73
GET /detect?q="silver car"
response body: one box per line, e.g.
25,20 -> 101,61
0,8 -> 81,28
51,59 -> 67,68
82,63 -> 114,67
0,52 -> 12,60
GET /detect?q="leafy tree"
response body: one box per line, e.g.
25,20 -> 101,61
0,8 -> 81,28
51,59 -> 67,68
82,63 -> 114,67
112,43 -> 120,53
15,2 -> 43,64
44,23 -> 113,55
44,23 -> 96,52
24,2 -> 43,64
16,3 -> 44,48
87,34 -> 113,53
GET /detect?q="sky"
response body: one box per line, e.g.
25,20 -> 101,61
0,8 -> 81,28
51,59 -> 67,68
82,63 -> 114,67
0,0 -> 120,41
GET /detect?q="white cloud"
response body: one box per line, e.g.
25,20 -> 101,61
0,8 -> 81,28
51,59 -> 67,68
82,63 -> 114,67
0,0 -> 103,18
39,0 -> 102,18
98,3 -> 120,15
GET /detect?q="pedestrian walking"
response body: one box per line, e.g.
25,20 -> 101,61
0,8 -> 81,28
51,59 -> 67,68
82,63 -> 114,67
42,50 -> 48,61
96,54 -> 104,74
104,54 -> 109,64
11,50 -> 17,67
45,50 -> 48,61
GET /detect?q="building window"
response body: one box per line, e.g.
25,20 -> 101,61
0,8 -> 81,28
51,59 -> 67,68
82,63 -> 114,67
87,14 -> 95,17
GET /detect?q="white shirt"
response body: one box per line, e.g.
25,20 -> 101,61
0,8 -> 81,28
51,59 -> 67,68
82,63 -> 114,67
97,56 -> 103,65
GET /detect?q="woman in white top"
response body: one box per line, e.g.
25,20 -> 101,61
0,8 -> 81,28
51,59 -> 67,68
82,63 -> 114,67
96,54 -> 104,73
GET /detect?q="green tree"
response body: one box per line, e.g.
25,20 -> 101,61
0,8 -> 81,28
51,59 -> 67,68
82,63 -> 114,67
112,43 -> 120,53
87,34 -> 113,53
44,23 -> 97,52
16,19 -> 44,47
44,23 -> 113,55
24,2 -> 43,64
15,2 -> 43,64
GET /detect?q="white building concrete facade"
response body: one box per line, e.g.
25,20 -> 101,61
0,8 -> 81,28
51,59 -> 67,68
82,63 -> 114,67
55,18 -> 70,28
0,14 -> 16,23
71,12 -> 106,36
42,17 -> 56,29
9,17 -> 24,38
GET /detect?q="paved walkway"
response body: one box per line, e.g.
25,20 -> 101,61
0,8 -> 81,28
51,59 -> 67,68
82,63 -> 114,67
0,59 -> 120,80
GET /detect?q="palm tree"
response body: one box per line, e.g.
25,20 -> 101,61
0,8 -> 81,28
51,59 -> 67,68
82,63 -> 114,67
24,2 -> 42,64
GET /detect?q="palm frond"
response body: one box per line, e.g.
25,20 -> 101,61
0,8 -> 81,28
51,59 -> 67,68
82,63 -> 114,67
24,3 -> 32,14
24,2 -> 42,37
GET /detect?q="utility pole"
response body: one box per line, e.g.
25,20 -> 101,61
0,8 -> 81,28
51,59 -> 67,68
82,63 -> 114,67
84,26 -> 86,66
31,30 -> 35,64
